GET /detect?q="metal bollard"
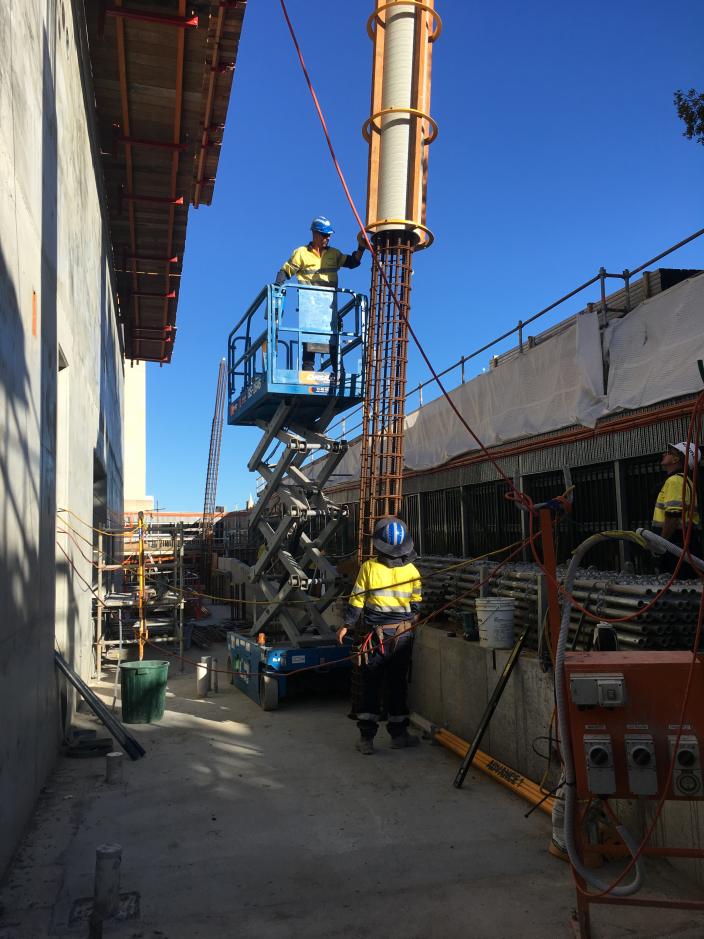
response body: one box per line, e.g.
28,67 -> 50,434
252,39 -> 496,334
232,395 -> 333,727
196,655 -> 212,697
88,843 -> 122,938
105,752 -> 123,785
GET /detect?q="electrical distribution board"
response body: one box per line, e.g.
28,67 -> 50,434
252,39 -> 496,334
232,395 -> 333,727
565,651 -> 704,800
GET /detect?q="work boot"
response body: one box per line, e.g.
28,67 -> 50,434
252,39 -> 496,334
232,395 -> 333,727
355,737 -> 375,755
390,732 -> 420,749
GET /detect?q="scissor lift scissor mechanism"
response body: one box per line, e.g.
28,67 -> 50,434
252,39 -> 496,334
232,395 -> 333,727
246,400 -> 352,643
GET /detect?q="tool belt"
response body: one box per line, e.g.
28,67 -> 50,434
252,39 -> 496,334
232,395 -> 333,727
355,620 -> 414,668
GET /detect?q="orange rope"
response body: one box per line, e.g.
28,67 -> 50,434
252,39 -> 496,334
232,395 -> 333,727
278,0 -> 704,626
142,535 -> 534,680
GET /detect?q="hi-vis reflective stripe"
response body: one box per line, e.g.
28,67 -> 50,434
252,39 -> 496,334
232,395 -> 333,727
351,586 -> 413,600
366,601 -> 412,613
352,587 -> 413,599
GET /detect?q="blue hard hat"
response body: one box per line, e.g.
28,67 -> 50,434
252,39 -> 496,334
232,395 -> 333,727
311,216 -> 334,235
373,517 -> 415,559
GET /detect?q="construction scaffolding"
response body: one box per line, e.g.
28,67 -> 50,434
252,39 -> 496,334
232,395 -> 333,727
93,518 -> 185,674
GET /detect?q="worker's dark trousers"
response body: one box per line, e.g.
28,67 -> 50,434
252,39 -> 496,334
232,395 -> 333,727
357,633 -> 412,740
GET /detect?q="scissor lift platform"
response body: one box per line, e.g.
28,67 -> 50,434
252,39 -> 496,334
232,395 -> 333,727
227,283 -> 366,427
225,283 -> 367,708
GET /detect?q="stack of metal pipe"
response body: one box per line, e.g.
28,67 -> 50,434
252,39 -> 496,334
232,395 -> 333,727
416,555 -> 702,651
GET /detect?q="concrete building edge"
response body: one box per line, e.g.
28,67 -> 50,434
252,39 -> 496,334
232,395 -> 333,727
0,1 -> 125,876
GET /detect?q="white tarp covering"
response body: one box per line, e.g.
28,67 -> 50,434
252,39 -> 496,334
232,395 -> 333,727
402,310 -> 605,470
330,439 -> 361,483
317,277 -> 703,483
605,274 -> 704,412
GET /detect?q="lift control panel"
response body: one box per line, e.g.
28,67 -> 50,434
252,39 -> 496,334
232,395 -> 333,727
565,651 -> 704,800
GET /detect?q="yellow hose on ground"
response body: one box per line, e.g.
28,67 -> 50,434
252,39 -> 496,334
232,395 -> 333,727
434,728 -> 555,816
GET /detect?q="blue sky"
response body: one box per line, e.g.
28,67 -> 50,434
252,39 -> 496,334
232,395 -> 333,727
147,0 -> 704,512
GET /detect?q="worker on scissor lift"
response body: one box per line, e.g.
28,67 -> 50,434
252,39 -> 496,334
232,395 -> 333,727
651,441 -> 702,579
337,518 -> 422,755
275,216 -> 366,369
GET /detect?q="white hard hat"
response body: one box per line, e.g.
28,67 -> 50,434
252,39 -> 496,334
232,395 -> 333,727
668,441 -> 702,471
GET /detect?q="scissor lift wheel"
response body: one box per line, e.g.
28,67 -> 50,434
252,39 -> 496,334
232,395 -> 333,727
259,673 -> 279,711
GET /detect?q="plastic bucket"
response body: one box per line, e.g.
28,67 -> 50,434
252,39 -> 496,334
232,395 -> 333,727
475,598 -> 515,649
120,660 -> 170,724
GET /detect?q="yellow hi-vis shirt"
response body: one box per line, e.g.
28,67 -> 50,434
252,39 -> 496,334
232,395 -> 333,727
652,472 -> 700,529
280,244 -> 349,287
349,558 -> 422,618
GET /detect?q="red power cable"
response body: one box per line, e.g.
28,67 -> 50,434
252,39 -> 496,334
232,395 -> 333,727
278,0 -> 527,509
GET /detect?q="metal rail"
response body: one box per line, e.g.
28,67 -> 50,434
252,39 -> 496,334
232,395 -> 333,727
326,227 -> 704,443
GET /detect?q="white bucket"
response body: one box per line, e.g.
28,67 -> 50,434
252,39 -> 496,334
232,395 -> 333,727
475,597 -> 516,649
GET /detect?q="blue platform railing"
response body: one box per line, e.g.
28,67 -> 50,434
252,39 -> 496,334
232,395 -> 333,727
227,284 -> 367,425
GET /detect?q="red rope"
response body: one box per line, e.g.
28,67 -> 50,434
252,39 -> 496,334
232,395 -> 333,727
278,0 -> 528,508
143,536 -> 533,680
277,6 -> 704,900
278,0 -> 704,622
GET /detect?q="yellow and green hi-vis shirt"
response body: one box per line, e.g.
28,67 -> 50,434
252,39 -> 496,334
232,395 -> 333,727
652,472 -> 700,529
349,558 -> 422,617
280,244 -> 349,287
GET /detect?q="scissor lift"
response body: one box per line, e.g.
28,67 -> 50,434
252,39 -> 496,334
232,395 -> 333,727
225,283 -> 367,708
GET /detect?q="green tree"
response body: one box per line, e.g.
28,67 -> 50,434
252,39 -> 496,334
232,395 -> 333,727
674,88 -> 704,146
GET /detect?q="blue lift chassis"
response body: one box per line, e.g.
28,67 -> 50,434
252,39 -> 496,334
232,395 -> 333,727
226,631 -> 354,710
225,283 -> 367,708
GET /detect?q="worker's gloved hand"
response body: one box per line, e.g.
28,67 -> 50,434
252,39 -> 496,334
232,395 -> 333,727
274,270 -> 287,287
357,231 -> 368,252
336,626 -> 348,645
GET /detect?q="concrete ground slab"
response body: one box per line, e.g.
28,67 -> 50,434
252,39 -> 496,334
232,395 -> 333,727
1,644 -> 702,939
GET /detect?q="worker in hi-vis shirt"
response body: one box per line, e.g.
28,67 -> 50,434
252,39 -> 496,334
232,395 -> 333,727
652,441 -> 702,579
275,216 -> 365,369
337,517 -> 422,755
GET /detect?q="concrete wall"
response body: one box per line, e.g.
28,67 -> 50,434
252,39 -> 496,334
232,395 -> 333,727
0,0 -> 124,876
411,626 -> 557,784
411,626 -> 704,885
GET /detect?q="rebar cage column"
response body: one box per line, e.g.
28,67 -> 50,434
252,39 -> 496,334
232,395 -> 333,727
358,232 -> 414,558
357,0 -> 439,560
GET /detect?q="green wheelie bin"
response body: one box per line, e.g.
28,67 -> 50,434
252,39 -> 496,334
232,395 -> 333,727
120,660 -> 170,724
